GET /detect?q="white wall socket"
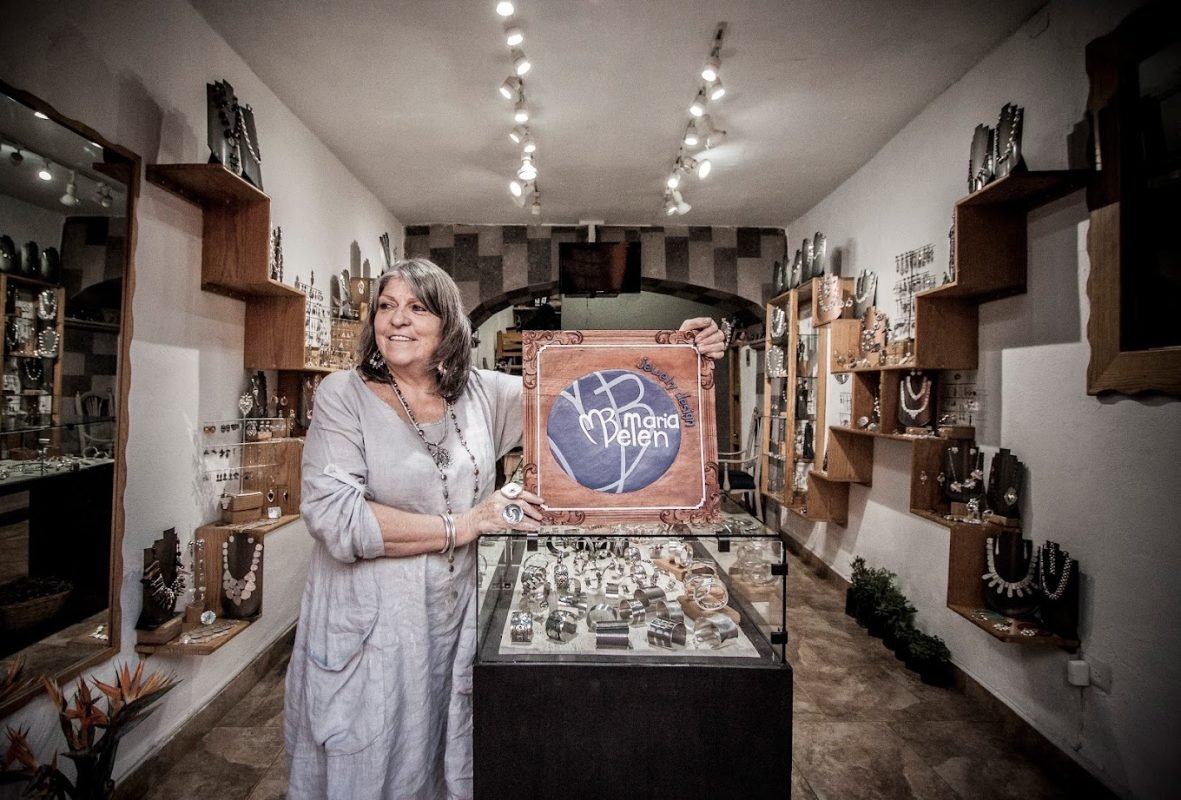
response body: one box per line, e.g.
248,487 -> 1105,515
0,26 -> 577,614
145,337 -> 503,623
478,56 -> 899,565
1067,659 -> 1091,687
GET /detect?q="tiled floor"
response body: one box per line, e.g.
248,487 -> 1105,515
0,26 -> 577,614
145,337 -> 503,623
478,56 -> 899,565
143,548 -> 1093,799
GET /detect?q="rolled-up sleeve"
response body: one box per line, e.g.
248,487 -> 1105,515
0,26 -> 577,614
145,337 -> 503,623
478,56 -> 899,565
299,373 -> 385,562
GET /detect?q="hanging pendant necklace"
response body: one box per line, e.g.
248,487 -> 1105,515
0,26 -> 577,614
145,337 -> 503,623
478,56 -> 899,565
1039,546 -> 1072,600
222,535 -> 262,604
899,374 -> 930,417
388,374 -> 452,469
982,537 -> 1038,598
387,372 -> 480,573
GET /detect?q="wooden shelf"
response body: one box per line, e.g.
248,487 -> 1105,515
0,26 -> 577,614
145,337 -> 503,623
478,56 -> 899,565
806,470 -> 850,526
948,605 -> 1078,648
135,619 -> 251,656
910,508 -> 955,529
146,163 -> 302,301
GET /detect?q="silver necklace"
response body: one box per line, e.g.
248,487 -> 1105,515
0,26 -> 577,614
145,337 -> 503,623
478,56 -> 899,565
899,375 -> 930,416
982,537 -> 1038,598
222,536 -> 262,604
387,373 -> 480,525
1040,547 -> 1072,600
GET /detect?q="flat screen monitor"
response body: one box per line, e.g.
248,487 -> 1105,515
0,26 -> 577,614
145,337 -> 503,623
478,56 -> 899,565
558,241 -> 641,296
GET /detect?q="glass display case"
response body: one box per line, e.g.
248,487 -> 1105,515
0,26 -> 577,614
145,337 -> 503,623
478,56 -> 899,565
472,512 -> 792,799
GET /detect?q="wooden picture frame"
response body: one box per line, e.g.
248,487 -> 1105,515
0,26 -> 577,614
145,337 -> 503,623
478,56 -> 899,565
1085,2 -> 1181,395
522,329 -> 720,524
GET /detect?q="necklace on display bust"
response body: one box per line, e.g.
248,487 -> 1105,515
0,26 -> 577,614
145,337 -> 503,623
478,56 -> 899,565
1040,544 -> 1073,601
899,373 -> 931,418
387,372 -> 480,561
982,536 -> 1038,598
222,535 -> 262,605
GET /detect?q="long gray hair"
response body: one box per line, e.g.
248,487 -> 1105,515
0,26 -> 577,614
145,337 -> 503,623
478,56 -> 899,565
356,258 -> 472,401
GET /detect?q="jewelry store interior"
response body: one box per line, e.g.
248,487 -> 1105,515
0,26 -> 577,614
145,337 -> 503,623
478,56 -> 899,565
0,1 -> 1178,799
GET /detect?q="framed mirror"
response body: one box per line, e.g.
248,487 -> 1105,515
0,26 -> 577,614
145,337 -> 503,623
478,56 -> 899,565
0,79 -> 137,716
1085,2 -> 1181,395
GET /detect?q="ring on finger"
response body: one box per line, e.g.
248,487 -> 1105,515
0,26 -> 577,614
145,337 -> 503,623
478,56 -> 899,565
500,482 -> 523,499
502,503 -> 524,525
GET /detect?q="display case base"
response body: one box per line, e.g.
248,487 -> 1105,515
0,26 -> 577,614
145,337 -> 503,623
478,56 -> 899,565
473,659 -> 792,799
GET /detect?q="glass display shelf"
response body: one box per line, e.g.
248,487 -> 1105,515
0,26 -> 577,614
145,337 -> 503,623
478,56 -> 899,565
475,514 -> 787,666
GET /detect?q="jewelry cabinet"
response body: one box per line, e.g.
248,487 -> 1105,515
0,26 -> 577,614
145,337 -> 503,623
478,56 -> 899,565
1,274 -> 65,439
473,515 -> 792,798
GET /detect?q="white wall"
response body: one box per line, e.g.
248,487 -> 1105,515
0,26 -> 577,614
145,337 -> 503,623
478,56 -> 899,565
0,195 -> 64,252
0,0 -> 400,784
783,2 -> 1181,798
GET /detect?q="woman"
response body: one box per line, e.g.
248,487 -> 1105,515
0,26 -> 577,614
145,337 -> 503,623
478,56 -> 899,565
284,258 -> 724,799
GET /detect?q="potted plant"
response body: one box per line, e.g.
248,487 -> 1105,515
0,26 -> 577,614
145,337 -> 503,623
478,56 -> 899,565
845,556 -> 867,617
905,632 -> 954,687
2,661 -> 179,799
879,589 -> 916,650
857,567 -> 895,632
890,621 -> 918,661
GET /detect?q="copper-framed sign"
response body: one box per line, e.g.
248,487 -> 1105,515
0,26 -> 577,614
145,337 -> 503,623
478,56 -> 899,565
522,329 -> 720,525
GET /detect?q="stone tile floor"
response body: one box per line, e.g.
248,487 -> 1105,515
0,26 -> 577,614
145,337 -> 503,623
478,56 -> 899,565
143,548 -> 1093,799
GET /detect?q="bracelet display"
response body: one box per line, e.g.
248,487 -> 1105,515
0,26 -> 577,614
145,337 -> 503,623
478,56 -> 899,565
594,620 -> 632,650
693,613 -> 739,649
646,617 -> 687,649
545,609 -> 579,643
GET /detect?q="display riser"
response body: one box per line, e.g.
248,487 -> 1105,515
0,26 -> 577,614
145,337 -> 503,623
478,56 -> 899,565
473,659 -> 792,800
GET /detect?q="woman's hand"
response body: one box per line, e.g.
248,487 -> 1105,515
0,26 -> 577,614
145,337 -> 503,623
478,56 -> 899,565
456,482 -> 544,544
679,317 -> 726,360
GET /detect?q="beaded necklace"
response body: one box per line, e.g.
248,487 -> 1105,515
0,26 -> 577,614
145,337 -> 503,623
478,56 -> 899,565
387,373 -> 479,562
982,536 -> 1038,599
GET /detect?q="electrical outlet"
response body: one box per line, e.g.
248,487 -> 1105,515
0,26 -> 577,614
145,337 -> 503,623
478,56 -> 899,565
1089,657 -> 1113,693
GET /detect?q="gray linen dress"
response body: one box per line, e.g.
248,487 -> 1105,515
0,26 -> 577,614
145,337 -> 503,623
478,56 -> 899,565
284,368 -> 521,800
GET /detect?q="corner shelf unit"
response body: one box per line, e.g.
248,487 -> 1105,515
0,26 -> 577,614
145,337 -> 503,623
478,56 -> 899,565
145,163 -> 312,371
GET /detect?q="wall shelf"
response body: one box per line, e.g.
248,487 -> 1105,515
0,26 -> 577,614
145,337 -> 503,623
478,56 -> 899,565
135,619 -> 250,656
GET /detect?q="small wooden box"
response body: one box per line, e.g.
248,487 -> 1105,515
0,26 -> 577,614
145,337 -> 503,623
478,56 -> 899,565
222,507 -> 262,524
223,491 -> 263,512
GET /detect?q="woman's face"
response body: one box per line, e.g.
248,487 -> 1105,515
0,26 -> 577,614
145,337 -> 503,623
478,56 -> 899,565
373,278 -> 443,375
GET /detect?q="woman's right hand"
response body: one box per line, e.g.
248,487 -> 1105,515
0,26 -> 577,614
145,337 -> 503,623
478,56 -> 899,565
456,483 -> 544,544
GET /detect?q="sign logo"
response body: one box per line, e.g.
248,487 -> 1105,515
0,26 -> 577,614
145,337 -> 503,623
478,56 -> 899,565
547,369 -> 682,493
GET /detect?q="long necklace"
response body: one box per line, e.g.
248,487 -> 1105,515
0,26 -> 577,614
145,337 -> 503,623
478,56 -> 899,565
388,374 -> 453,469
1039,546 -> 1072,600
21,359 -> 43,385
982,537 -> 1038,598
387,374 -> 480,551
899,374 -> 930,417
222,535 -> 262,605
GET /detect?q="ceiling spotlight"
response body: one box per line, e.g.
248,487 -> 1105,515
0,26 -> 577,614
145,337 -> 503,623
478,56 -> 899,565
683,121 -> 699,147
37,159 -> 52,181
514,97 -> 529,123
689,89 -> 707,117
708,78 -> 725,101
667,172 -> 680,190
33,111 -> 49,120
496,1 -> 515,17
505,23 -> 524,47
672,189 -> 691,215
95,182 -> 113,208
697,158 -> 712,179
520,131 -> 536,153
664,191 -> 677,216
8,147 -> 22,166
511,179 -> 536,208
702,55 -> 721,83
509,124 -> 530,144
700,114 -> 727,146
60,170 -> 81,207
517,154 -> 537,181
530,195 -> 541,216
499,76 -> 522,99
511,48 -> 531,76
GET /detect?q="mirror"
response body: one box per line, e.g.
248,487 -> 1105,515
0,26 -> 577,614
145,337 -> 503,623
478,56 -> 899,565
1085,3 -> 1181,395
0,79 -> 136,715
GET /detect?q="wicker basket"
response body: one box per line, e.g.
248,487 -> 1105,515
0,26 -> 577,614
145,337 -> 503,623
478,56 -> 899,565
0,578 -> 72,632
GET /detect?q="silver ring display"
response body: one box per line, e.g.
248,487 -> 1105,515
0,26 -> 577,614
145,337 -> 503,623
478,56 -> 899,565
500,482 -> 523,499
502,503 -> 524,525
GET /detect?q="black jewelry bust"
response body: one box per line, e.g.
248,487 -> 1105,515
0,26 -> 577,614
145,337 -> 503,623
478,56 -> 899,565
136,528 -> 184,630
982,528 -> 1040,618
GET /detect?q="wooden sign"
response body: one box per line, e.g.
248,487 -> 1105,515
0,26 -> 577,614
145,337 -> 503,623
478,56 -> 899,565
522,330 -> 719,524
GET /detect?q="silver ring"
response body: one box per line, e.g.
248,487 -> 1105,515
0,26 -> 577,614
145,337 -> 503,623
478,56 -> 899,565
502,503 -> 524,525
500,482 -> 523,499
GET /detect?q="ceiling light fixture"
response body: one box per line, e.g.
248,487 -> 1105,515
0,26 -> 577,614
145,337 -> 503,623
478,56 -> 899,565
499,76 -> 522,99
509,124 -> 529,144
697,157 -> 712,179
37,159 -> 52,181
33,111 -> 49,120
517,154 -> 537,181
94,181 -> 113,208
514,97 -> 530,123
708,78 -> 725,101
683,121 -> 699,147
689,89 -> 707,117
671,189 -> 691,215
495,1 -> 515,17
505,22 -> 524,47
511,48 -> 531,76
699,114 -> 727,147
60,170 -> 81,207
8,146 -> 22,166
702,55 -> 721,83
520,131 -> 536,154
664,191 -> 678,216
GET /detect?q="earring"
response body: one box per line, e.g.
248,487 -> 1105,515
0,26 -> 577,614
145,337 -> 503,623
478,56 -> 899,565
367,348 -> 387,373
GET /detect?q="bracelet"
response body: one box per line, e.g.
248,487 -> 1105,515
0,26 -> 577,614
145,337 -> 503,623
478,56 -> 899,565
693,612 -> 739,649
545,609 -> 578,643
646,617 -> 687,649
594,620 -> 632,650
586,603 -> 619,631
439,514 -> 456,565
691,576 -> 729,611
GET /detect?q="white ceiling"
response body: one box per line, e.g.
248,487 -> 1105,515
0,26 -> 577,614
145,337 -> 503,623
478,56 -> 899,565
190,0 -> 1043,227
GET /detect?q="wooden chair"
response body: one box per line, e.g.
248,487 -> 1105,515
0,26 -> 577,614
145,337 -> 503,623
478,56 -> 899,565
495,330 -> 523,374
719,408 -> 762,518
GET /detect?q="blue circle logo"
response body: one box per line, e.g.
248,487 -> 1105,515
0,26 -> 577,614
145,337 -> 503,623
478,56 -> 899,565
547,369 -> 682,494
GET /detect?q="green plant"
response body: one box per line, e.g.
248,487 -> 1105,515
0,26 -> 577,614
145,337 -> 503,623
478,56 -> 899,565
907,632 -> 951,664
2,662 -> 179,800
